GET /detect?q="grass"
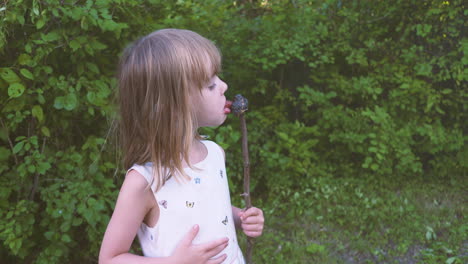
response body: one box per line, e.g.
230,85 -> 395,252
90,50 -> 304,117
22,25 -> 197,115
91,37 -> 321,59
242,175 -> 467,264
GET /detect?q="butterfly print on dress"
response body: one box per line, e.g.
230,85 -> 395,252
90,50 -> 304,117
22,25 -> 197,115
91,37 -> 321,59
159,200 -> 168,209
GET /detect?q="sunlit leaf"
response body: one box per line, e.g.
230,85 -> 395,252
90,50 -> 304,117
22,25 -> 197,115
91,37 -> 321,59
8,83 -> 25,98
20,69 -> 34,80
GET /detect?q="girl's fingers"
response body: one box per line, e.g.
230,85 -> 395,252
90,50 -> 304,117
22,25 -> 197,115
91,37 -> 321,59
244,230 -> 262,237
242,207 -> 261,217
239,207 -> 264,238
207,254 -> 228,264
180,225 -> 200,247
201,237 -> 229,253
242,223 -> 263,232
241,216 -> 263,224
205,240 -> 229,257
240,207 -> 263,222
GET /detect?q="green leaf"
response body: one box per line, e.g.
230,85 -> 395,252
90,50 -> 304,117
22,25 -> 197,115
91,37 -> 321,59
43,66 -> 53,74
425,230 -> 431,240
8,83 -> 25,98
415,63 -> 432,76
37,161 -> 51,174
70,7 -> 84,21
88,107 -> 95,116
13,141 -> 24,154
6,211 -> 13,219
36,18 -> 46,29
0,127 -> 7,141
33,6 -> 40,16
101,19 -> 118,31
72,218 -> 83,226
277,132 -> 289,141
38,94 -> 45,104
27,164 -> 36,173
54,96 -> 65,109
441,89 -> 452,94
0,68 -> 21,84
15,136 -> 27,141
41,126 -> 51,137
69,40 -> 81,51
87,91 -> 96,104
17,15 -> 25,26
44,231 -> 54,240
62,234 -> 71,243
306,243 -> 326,254
60,222 -> 70,232
90,39 -> 107,50
416,24 -> 432,37
11,238 -> 22,255
20,69 -> 34,80
0,147 -> 11,161
18,54 -> 32,66
64,93 -> 78,111
25,43 -> 32,53
30,136 -> 38,146
446,257 -> 457,264
80,16 -> 89,30
41,31 -> 60,42
32,105 -> 44,122
86,62 -> 100,74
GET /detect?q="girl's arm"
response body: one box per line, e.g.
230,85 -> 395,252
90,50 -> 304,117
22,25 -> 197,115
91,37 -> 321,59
99,170 -> 229,264
231,206 -> 243,229
231,206 -> 264,238
99,170 -> 168,264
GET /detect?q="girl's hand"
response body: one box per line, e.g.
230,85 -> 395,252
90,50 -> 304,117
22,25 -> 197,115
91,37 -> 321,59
171,225 -> 229,264
238,207 -> 264,238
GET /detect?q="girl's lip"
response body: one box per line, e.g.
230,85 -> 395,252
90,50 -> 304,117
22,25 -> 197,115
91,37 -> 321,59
224,100 -> 232,114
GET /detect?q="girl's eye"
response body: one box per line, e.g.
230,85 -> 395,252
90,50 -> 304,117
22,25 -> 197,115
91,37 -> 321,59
208,84 -> 216,90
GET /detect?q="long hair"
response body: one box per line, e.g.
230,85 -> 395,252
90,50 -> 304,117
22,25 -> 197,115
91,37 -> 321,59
117,29 -> 221,191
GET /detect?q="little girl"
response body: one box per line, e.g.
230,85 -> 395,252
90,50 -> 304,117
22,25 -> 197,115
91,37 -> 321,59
99,29 -> 264,264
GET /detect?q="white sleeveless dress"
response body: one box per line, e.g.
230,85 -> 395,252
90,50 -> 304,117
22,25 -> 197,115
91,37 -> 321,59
128,140 -> 245,264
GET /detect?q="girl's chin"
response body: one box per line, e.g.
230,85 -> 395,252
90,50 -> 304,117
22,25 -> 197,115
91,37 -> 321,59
200,117 -> 227,128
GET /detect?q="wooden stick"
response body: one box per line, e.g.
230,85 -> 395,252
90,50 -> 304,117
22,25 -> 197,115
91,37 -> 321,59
239,113 -> 251,209
232,94 -> 254,264
239,113 -> 254,263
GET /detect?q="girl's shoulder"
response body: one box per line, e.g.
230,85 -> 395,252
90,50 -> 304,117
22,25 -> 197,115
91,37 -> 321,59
117,169 -> 156,213
124,168 -> 152,191
127,163 -> 154,185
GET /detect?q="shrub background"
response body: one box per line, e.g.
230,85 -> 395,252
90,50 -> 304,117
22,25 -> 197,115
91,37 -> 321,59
0,0 -> 466,263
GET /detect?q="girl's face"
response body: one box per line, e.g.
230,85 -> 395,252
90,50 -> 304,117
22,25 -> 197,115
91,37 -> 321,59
194,75 -> 229,128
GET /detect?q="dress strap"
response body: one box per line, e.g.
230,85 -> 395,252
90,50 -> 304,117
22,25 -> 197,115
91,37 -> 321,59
127,163 -> 156,191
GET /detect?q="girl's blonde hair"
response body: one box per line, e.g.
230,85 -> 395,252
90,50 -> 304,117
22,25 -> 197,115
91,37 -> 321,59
117,29 -> 221,191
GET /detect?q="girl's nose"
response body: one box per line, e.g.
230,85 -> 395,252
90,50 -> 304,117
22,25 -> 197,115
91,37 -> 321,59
221,80 -> 228,94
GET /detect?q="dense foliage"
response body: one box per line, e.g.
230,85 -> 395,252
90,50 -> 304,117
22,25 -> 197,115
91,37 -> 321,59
0,0 -> 466,263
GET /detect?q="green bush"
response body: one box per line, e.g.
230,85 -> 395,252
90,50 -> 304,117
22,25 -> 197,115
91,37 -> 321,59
1,0 -> 465,263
